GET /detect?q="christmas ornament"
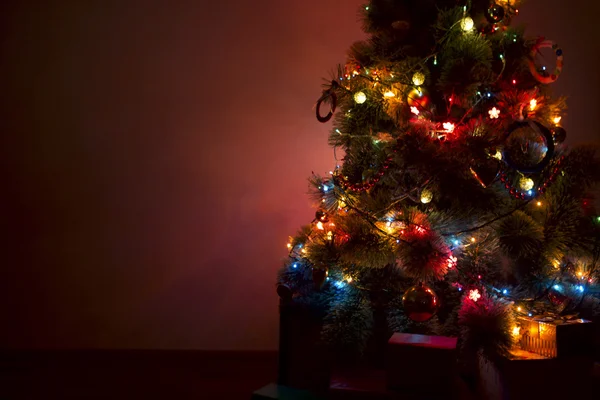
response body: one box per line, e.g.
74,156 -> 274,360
519,176 -> 534,191
460,16 -> 474,32
528,39 -> 563,84
276,284 -> 293,301
552,126 -> 567,144
312,268 -> 327,290
316,83 -> 337,123
402,282 -> 439,322
470,157 -> 500,188
486,3 -> 505,23
420,189 -> 433,204
354,91 -> 367,104
502,120 -> 555,173
412,71 -> 425,86
406,87 -> 430,109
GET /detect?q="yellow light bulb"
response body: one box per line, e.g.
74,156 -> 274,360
492,150 -> 502,160
346,276 -> 353,283
512,326 -> 521,336
301,248 -> 307,254
536,201 -> 542,207
383,91 -> 395,98
354,91 -> 367,104
412,71 -> 425,86
287,243 -> 292,249
470,237 -> 476,243
517,306 -> 522,312
519,177 -> 534,191
553,116 -> 562,125
327,231 -> 333,241
316,221 -> 324,230
460,16 -> 474,31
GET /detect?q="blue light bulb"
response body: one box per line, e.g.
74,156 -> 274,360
502,289 -> 508,295
293,263 -> 298,269
553,284 -> 560,290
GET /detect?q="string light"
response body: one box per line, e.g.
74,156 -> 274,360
293,263 -> 298,269
443,122 -> 455,132
316,221 -> 324,230
536,201 -> 542,207
287,243 -> 292,249
517,306 -> 522,312
470,237 -> 476,243
553,116 -> 562,125
468,289 -> 481,302
512,326 -> 520,336
502,289 -> 508,295
577,285 -> 584,292
327,231 -> 333,241
383,91 -> 395,98
410,106 -> 420,115
354,92 -> 367,104
530,99 -> 537,111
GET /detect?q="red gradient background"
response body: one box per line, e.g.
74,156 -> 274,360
0,0 -> 598,350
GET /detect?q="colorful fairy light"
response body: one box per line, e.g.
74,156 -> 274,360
468,289 -> 481,302
443,122 -> 455,132
488,107 -> 500,119
530,99 -> 537,110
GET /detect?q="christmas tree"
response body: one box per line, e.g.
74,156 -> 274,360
277,0 -> 600,364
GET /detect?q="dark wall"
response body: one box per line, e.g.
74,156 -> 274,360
0,0 -> 598,350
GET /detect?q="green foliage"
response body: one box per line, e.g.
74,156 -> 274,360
497,210 -> 544,259
438,33 -> 493,98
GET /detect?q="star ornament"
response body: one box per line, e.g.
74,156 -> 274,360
488,107 -> 500,119
468,289 -> 481,302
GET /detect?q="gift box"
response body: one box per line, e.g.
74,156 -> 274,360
478,349 -> 594,400
386,333 -> 458,392
517,315 -> 594,358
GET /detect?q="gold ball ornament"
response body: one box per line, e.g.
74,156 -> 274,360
519,177 -> 534,191
412,71 -> 425,86
460,16 -> 474,32
420,189 -> 433,204
354,91 -> 367,104
406,87 -> 430,109
402,283 -> 440,322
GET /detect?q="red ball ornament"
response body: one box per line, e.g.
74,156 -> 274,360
402,282 -> 440,322
406,87 -> 430,109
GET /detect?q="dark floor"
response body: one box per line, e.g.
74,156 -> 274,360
0,350 -> 278,399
